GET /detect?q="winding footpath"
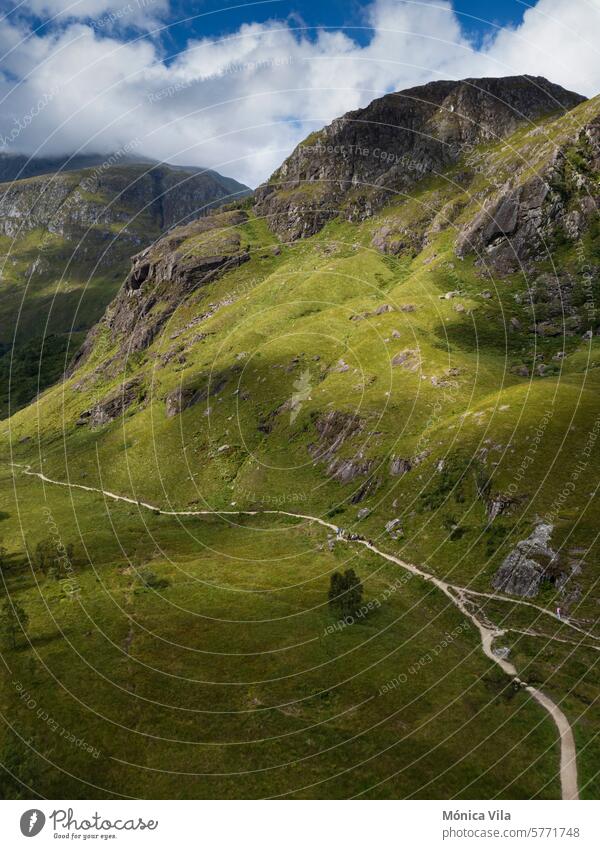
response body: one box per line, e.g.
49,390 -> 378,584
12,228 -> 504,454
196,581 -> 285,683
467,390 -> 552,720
11,462 -> 591,799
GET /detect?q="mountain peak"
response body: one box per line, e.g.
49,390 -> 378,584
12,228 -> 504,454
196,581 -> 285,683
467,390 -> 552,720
254,74 -> 585,240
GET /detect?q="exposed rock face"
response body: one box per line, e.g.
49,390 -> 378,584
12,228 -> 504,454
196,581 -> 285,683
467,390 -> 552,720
371,221 -> 424,256
389,457 -> 412,476
456,176 -> 553,272
392,349 -> 421,371
389,450 -> 429,477
307,410 -> 379,486
492,522 -> 562,597
71,210 -> 250,370
254,76 -> 584,240
164,370 -> 233,418
77,378 -> 143,427
0,162 -> 249,240
309,410 -> 364,460
385,518 -> 404,539
326,457 -> 374,484
351,473 -> 381,502
456,113 -> 600,273
165,386 -> 196,418
486,495 -> 515,521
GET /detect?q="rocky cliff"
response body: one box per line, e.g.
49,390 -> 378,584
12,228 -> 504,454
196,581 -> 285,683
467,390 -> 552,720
455,111 -> 600,273
0,160 -> 249,241
70,208 -> 251,374
254,75 -> 584,240
0,158 -> 250,416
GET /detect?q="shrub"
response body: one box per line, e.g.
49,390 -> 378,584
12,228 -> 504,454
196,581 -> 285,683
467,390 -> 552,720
34,538 -> 74,580
136,568 -> 170,591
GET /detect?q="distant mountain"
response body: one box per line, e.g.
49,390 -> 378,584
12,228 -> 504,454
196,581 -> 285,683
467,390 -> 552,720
0,156 -> 250,416
0,151 -> 250,196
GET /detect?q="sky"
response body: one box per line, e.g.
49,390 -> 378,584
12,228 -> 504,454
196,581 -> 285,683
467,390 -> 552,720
1,0 -> 600,187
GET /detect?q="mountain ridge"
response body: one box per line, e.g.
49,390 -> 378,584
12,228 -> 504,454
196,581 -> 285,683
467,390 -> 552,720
255,75 -> 585,240
0,150 -> 250,193
0,158 -> 251,415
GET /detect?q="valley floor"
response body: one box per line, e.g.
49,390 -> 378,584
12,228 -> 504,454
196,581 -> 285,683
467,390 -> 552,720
1,463 -> 597,799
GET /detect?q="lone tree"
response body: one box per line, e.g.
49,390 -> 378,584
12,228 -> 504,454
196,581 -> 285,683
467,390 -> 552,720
328,569 -> 364,619
34,538 -> 74,580
0,598 -> 29,650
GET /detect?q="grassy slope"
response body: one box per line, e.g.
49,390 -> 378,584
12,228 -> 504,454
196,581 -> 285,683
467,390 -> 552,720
0,469 -> 560,799
1,99 -> 599,798
0,168 -> 153,418
0,162 -> 245,417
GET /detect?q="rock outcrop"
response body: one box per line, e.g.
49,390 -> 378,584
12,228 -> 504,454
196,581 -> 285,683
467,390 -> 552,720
71,209 -> 250,369
492,522 -> 562,597
164,370 -> 234,418
456,112 -> 600,273
77,378 -> 144,427
308,410 -> 379,486
389,457 -> 412,476
385,518 -> 404,539
309,410 -> 364,461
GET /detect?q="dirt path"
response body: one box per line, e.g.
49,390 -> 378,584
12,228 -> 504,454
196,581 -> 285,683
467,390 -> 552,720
12,462 -> 583,799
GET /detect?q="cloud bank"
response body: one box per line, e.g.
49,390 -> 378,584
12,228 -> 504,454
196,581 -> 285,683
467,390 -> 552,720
1,0 -> 599,186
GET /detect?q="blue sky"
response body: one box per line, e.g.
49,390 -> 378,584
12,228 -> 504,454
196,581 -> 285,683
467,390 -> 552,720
1,0 -> 598,185
163,1 -> 528,50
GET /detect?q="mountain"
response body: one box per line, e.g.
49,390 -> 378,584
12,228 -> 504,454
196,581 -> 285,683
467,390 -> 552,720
0,156 -> 250,415
0,150 -> 249,194
0,152 -> 145,183
255,75 -> 585,239
2,76 -> 600,800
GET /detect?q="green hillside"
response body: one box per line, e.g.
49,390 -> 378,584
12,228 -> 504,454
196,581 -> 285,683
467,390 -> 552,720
0,160 -> 249,416
1,79 -> 599,799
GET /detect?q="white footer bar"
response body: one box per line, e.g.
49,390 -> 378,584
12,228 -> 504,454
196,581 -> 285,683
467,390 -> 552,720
0,800 -> 597,847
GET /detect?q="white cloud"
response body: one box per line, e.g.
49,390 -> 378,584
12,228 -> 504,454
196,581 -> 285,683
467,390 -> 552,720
0,0 -> 599,187
482,0 -> 600,95
23,0 -> 169,31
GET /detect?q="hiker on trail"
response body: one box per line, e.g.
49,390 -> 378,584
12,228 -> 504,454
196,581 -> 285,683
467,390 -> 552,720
557,606 -> 561,619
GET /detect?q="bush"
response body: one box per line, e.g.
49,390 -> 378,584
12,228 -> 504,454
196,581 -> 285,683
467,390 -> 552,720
136,568 -> 170,591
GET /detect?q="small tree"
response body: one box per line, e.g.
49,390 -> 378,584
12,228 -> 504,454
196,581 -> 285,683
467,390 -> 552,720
34,538 -> 55,575
34,538 -> 74,580
328,569 -> 364,619
0,598 -> 29,650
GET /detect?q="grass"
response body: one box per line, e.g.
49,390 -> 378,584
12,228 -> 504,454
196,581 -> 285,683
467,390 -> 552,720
1,98 -> 599,798
0,470 -> 562,799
